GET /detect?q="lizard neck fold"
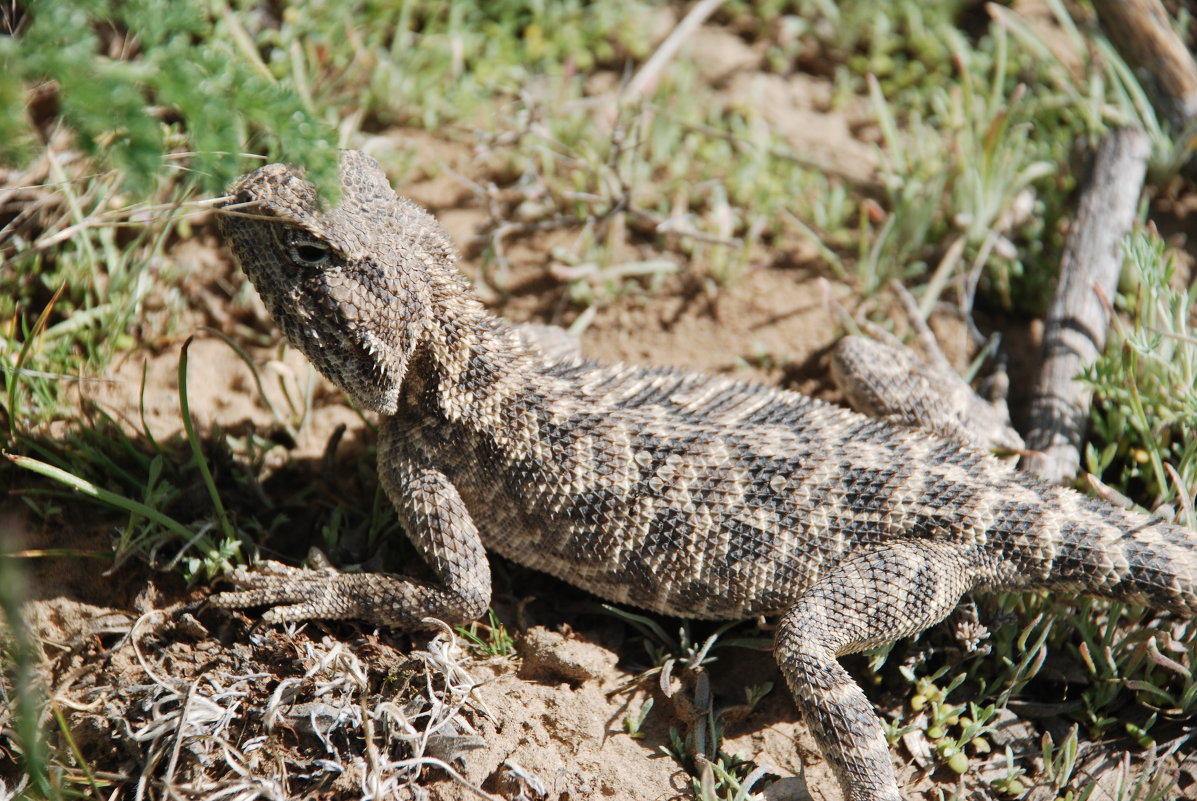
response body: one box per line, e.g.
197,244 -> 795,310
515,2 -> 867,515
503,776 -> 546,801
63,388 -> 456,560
408,289 -> 542,428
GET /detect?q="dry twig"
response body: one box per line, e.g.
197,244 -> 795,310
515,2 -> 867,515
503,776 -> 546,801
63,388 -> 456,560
1024,127 -> 1151,483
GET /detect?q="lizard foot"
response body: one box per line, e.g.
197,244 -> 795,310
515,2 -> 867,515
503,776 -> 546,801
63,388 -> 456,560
210,559 -> 482,629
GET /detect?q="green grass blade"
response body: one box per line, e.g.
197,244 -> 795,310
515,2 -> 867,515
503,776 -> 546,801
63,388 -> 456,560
6,453 -> 194,542
178,336 -> 236,543
5,282 -> 66,443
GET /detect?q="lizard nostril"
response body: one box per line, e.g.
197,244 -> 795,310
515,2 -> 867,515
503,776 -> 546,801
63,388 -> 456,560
229,189 -> 255,209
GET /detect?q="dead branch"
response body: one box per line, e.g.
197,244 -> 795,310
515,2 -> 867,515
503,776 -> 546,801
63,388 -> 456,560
623,0 -> 725,104
1092,0 -> 1197,132
1023,126 -> 1151,484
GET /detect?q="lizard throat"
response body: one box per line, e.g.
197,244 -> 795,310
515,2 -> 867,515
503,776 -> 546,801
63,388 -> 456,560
417,314 -> 539,426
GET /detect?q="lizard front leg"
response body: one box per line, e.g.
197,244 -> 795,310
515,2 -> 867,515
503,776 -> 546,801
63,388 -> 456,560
775,540 -> 982,801
211,419 -> 491,629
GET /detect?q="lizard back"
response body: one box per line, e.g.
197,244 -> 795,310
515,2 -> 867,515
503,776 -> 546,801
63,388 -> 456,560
393,328 -> 1197,619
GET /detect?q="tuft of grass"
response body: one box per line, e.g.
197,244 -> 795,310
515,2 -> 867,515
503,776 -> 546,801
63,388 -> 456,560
363,0 -> 654,127
0,537 -> 57,800
1084,230 -> 1197,522
456,608 -> 516,658
814,0 -> 1188,321
1,176 -> 184,431
889,589 -> 1197,798
599,605 -> 775,797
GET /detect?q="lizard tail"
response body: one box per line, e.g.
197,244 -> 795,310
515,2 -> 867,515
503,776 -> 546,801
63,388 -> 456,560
988,476 -> 1197,615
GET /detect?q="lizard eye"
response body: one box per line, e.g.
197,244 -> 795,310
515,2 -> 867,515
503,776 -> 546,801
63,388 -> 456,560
287,235 -> 332,267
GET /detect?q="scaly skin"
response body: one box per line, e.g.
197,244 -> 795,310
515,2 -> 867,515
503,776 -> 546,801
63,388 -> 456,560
213,150 -> 1197,801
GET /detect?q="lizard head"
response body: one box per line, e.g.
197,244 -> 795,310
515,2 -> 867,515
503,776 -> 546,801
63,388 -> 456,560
218,150 -> 461,415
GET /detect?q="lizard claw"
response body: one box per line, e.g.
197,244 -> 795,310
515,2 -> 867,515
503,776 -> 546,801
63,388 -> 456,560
209,559 -> 469,629
210,559 -> 357,623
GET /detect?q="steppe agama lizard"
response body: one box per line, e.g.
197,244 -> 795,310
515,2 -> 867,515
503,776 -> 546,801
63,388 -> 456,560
214,150 -> 1197,801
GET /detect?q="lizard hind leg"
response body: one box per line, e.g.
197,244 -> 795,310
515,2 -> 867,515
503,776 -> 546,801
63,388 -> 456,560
775,539 -> 981,801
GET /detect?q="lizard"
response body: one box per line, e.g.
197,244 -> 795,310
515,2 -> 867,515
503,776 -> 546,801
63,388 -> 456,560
212,149 -> 1197,801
